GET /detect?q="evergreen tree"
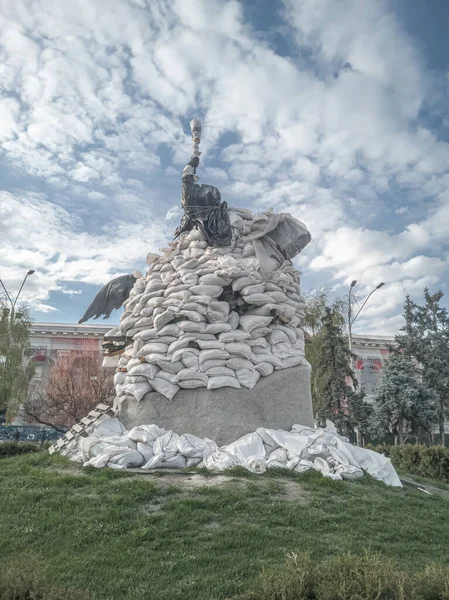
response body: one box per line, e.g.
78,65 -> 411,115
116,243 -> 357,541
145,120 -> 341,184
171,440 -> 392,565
315,306 -> 368,436
396,289 -> 449,444
0,303 -> 35,421
373,352 -> 437,444
304,289 -> 348,415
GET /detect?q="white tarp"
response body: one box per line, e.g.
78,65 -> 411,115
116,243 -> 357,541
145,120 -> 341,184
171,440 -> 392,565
70,417 -> 401,487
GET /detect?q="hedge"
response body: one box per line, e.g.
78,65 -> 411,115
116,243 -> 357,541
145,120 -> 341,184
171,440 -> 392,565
232,550 -> 449,600
0,441 -> 41,457
367,443 -> 449,483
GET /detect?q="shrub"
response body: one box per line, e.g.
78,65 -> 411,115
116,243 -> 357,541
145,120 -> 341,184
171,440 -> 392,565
0,554 -> 90,599
0,442 -> 40,457
230,551 -> 449,600
367,444 -> 449,483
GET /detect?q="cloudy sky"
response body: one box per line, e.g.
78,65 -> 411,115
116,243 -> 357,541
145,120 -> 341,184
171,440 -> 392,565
1,0 -> 448,334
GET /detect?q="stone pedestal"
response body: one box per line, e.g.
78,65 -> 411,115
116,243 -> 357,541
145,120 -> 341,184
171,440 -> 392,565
117,365 -> 314,446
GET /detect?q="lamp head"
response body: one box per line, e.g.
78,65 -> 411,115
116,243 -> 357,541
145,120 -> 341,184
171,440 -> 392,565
27,270 -> 35,276
376,282 -> 385,289
350,280 -> 357,287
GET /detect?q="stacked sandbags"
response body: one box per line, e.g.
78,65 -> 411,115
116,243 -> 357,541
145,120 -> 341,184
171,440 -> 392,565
111,210 -> 309,406
73,416 -> 402,487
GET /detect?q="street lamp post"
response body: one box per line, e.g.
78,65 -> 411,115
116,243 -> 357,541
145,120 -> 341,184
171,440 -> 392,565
0,270 -> 35,318
348,281 -> 385,446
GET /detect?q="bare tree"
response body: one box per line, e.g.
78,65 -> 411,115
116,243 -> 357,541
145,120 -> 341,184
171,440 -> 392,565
23,352 -> 114,431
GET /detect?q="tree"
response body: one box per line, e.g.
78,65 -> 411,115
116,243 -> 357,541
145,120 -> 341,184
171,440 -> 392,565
396,289 -> 449,444
22,352 -> 114,431
303,289 -> 348,413
315,306 -> 368,436
0,303 -> 35,421
373,352 -> 437,444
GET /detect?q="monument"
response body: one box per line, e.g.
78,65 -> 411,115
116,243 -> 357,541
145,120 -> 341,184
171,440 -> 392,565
80,119 -> 314,445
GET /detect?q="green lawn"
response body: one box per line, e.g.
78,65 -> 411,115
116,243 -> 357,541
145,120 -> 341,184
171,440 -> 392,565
1,452 -> 448,600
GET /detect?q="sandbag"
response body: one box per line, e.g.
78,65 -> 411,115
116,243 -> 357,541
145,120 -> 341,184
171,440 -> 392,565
150,376 -> 180,401
127,424 -> 167,444
207,376 -> 241,390
239,315 -> 272,333
235,368 -> 260,389
224,342 -> 252,360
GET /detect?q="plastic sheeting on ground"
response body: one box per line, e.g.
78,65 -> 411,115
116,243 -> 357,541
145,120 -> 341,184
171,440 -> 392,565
63,416 -> 401,487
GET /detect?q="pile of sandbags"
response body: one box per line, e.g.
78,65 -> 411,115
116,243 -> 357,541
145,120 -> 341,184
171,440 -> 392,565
109,208 -> 309,405
63,415 -> 401,487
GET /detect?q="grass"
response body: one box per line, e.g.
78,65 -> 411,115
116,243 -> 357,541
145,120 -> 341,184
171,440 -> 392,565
1,452 -> 449,600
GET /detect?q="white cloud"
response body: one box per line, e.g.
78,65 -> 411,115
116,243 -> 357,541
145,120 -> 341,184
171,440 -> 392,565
0,0 -> 447,332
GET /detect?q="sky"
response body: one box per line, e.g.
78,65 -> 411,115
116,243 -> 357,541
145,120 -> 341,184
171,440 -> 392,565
0,0 -> 448,335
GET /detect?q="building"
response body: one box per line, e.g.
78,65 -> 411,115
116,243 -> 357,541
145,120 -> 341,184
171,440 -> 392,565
29,322 -> 110,379
29,323 -> 394,397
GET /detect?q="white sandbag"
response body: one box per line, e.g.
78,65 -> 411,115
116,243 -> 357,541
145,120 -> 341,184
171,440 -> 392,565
266,330 -> 290,345
102,355 -> 119,368
179,310 -> 207,323
225,432 -> 266,467
189,295 -> 212,306
178,321 -> 207,333
128,363 -> 160,379
165,290 -> 192,301
227,311 -> 239,330
197,340 -> 226,350
154,311 -> 176,330
171,347 -> 200,363
236,368 -> 260,389
244,304 -> 279,317
248,337 -> 268,348
155,370 -> 178,384
177,434 -> 217,459
240,283 -> 265,296
276,355 -> 305,369
180,273 -> 198,285
209,301 -> 230,318
266,447 -> 288,469
152,430 -> 180,458
90,416 -> 126,438
123,381 -> 152,401
206,308 -> 227,323
251,327 -> 272,338
133,328 -> 158,340
205,366 -> 236,377
198,274 -> 230,286
219,330 -> 250,343
227,357 -> 255,371
137,442 -> 154,462
207,376 -> 241,390
275,325 -> 298,344
205,322 -> 233,334
157,454 -> 187,469
225,342 -> 252,360
178,379 -> 208,389
151,376 -> 180,400
181,352 -> 200,369
199,349 -> 230,364
108,449 -> 144,468
182,302 -> 208,315
254,362 -> 275,377
267,291 -> 289,303
137,342 -> 169,356
204,449 -> 238,471
243,293 -> 275,306
127,424 -> 167,444
114,371 -> 127,385
251,354 -> 284,368
239,315 -> 272,333
156,359 -> 185,374
124,375 -> 147,385
175,368 -> 208,384
168,337 -> 193,354
232,276 -> 257,292
145,281 -> 166,293
200,359 -> 228,371
190,285 -> 223,298
158,323 -> 182,337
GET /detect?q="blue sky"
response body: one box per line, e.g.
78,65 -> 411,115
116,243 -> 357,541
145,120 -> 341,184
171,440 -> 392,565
1,0 -> 448,335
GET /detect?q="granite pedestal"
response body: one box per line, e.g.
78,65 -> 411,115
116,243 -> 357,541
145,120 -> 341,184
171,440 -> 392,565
117,365 -> 314,445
